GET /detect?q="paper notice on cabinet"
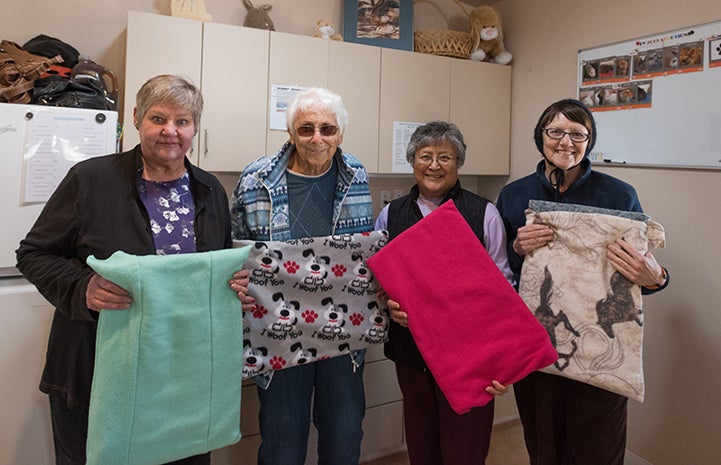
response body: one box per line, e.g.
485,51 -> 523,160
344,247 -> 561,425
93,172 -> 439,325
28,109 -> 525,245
269,84 -> 306,131
392,121 -> 421,174
22,108 -> 115,204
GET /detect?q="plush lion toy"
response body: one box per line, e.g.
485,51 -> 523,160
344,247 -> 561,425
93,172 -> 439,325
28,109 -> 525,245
313,19 -> 343,41
468,6 -> 512,64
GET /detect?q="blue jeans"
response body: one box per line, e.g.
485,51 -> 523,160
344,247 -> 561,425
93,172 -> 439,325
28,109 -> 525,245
256,354 -> 365,465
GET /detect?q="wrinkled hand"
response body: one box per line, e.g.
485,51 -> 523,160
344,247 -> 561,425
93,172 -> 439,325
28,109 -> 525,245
388,299 -> 408,328
485,380 -> 509,397
86,273 -> 132,312
513,224 -> 554,257
229,269 -> 256,312
607,238 -> 664,287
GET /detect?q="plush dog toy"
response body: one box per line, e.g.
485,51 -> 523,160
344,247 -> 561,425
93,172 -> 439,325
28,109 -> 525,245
468,5 -> 512,64
313,19 -> 343,41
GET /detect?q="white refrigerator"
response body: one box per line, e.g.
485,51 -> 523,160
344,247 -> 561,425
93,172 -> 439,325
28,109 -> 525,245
0,102 -> 118,271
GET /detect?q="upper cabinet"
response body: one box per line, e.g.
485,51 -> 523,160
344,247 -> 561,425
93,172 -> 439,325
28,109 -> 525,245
124,12 -> 509,175
378,48 -> 510,175
123,11 -> 202,160
201,23 -> 269,171
450,59 -> 511,176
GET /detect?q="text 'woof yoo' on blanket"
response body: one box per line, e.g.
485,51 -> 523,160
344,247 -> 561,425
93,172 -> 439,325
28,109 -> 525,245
234,230 -> 389,378
519,200 -> 666,402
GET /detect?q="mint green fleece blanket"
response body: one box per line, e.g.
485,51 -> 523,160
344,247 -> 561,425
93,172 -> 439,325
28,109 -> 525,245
86,247 -> 251,465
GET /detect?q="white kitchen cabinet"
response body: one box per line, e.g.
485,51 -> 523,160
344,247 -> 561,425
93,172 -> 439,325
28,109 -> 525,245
0,281 -> 55,465
200,23 -> 269,171
328,40 -> 381,173
265,31 -> 329,151
450,59 -> 511,175
123,11 -> 203,162
378,47 -> 510,175
378,48 -> 451,174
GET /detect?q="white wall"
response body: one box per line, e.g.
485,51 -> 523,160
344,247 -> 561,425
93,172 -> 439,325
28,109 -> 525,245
496,1 -> 721,464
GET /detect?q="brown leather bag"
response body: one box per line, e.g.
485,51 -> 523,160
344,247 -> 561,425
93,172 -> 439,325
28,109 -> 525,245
0,40 -> 62,104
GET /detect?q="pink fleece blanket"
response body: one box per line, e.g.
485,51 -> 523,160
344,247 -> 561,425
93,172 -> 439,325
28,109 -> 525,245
367,200 -> 557,414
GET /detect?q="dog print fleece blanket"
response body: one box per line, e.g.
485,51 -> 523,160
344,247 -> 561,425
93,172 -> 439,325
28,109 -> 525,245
85,247 -> 251,465
234,230 -> 389,379
366,200 -> 558,415
519,200 -> 666,402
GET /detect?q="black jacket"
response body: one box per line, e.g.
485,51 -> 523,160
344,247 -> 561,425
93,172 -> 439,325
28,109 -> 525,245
16,146 -> 231,412
384,181 -> 488,370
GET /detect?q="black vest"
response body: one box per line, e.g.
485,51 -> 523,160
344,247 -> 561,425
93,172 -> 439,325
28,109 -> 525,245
383,181 -> 488,370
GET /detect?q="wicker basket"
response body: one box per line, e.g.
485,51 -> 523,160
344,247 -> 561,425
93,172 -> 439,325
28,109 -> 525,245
413,0 -> 473,59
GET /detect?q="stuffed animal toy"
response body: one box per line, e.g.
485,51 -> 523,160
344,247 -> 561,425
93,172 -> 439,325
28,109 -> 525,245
242,0 -> 275,31
313,19 -> 343,41
171,0 -> 212,22
467,5 -> 512,64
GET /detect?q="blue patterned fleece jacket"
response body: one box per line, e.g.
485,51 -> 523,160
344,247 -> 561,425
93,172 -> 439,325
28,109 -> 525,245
230,141 -> 374,241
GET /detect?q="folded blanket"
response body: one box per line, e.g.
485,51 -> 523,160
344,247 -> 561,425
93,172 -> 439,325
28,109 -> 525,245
366,200 -> 557,414
234,230 -> 389,378
519,200 -> 666,402
86,246 -> 251,465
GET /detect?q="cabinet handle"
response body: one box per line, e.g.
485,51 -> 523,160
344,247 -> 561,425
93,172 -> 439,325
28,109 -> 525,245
204,129 -> 209,157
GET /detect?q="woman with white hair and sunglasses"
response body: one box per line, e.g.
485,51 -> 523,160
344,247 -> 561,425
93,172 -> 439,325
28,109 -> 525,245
230,87 -> 373,465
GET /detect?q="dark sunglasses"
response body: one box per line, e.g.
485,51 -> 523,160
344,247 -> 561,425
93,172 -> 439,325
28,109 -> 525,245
295,124 -> 339,137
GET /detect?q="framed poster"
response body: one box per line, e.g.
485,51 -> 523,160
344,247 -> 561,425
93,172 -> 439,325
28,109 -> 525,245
343,0 -> 413,51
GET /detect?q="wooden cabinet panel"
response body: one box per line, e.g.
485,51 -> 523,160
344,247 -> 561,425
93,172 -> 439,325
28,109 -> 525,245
201,23 -> 269,171
450,59 -> 511,175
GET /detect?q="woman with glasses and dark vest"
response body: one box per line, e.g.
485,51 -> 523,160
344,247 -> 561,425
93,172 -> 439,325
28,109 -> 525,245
375,121 -> 513,465
496,99 -> 669,465
229,87 -> 373,465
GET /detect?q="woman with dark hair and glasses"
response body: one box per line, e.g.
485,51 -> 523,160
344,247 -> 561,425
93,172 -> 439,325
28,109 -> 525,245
496,99 -> 669,465
375,121 -> 512,465
229,87 -> 373,465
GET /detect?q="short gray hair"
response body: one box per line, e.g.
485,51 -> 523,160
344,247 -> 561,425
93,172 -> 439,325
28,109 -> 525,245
286,87 -> 349,135
405,121 -> 466,166
135,75 -> 203,132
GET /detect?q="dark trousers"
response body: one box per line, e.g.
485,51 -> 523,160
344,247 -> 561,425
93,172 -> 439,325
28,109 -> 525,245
395,362 -> 495,465
514,371 -> 628,465
49,395 -> 211,465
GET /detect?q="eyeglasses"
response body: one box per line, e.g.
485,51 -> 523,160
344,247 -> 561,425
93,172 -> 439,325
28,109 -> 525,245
415,154 -> 457,166
295,124 -> 339,137
542,128 -> 590,143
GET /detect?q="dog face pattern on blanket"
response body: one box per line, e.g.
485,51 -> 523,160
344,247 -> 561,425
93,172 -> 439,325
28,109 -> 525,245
235,230 -> 389,378
519,200 -> 665,402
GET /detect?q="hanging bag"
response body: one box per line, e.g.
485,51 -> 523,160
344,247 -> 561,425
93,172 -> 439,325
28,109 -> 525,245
0,40 -> 62,104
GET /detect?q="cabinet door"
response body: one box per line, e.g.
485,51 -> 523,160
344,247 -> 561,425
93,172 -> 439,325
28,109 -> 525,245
378,49 -> 450,173
200,23 -> 269,171
123,11 -> 203,161
266,32 -> 329,151
450,60 -> 511,175
328,40 -> 381,173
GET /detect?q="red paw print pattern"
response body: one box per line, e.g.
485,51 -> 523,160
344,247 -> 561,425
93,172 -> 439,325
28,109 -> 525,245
302,309 -> 319,323
332,264 -> 347,277
349,313 -> 364,326
269,356 -> 287,370
252,305 -> 268,319
284,260 -> 300,273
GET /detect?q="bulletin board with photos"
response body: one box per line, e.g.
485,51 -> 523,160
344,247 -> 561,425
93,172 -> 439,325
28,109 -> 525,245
577,19 -> 721,168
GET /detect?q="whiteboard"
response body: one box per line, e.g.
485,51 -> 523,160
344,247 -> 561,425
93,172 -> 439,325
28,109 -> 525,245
577,20 -> 721,169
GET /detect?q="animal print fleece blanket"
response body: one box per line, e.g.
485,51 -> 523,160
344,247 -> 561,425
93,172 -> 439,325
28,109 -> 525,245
234,231 -> 389,379
519,200 -> 666,402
